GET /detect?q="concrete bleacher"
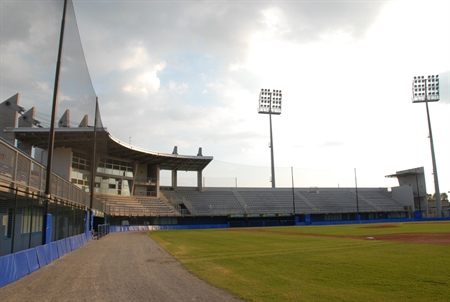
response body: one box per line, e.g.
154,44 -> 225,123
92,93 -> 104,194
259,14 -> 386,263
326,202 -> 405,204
236,189 -> 312,214
160,187 -> 405,216
162,189 -> 244,215
96,194 -> 179,216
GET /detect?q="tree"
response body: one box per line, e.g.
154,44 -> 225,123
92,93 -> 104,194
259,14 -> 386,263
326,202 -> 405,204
441,192 -> 448,201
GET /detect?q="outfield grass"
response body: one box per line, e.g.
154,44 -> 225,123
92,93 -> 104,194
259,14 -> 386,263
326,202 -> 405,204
148,222 -> 450,302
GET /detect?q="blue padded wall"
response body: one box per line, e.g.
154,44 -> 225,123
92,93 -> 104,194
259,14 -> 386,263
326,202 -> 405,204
25,249 -> 40,273
14,250 -> 30,280
65,238 -> 72,253
57,240 -> 66,257
35,245 -> 48,268
0,254 -> 17,287
50,242 -> 59,261
44,243 -> 52,264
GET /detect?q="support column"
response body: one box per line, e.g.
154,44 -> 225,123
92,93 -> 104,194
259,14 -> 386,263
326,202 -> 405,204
156,165 -> 160,197
197,170 -> 203,192
172,169 -> 178,192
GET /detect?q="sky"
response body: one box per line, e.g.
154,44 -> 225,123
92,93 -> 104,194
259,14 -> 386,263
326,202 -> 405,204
1,0 -> 449,193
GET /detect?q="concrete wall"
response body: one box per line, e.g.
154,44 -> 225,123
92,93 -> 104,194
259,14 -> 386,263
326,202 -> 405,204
391,185 -> 414,210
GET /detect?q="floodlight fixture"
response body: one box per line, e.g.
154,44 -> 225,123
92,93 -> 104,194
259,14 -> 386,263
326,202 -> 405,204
411,74 -> 442,217
412,75 -> 439,103
258,89 -> 282,114
258,88 -> 282,188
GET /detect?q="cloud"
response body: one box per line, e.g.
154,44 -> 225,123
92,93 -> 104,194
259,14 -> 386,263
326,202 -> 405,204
1,0 -> 449,192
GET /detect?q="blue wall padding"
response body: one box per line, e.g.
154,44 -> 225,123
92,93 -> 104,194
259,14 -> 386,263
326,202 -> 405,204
25,249 -> 40,273
44,244 -> 52,264
35,245 -> 47,268
305,214 -> 311,225
0,254 -> 17,287
45,214 -> 52,245
81,233 -> 86,245
65,238 -> 72,253
70,237 -> 77,251
14,250 -> 30,280
50,242 -> 59,261
76,235 -> 82,248
57,240 -> 66,257
85,212 -> 90,234
110,224 -> 228,232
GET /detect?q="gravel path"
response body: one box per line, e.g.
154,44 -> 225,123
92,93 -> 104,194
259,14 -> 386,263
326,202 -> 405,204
0,232 -> 242,302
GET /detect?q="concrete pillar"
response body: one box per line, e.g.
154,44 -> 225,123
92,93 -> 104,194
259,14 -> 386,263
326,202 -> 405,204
156,165 -> 160,197
197,170 -> 203,192
17,107 -> 36,155
172,169 -> 177,191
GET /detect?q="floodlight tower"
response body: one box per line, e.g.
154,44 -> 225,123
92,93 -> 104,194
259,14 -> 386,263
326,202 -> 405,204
258,89 -> 282,188
412,75 -> 442,217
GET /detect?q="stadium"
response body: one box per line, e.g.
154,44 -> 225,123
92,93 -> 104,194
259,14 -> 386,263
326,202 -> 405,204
1,0 -> 449,298
1,90 -> 448,254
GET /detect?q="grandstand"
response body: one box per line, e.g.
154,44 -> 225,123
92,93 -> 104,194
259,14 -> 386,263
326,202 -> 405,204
160,187 -> 407,216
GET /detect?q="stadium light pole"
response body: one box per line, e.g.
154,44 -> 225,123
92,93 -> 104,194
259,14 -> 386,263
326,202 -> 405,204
412,75 -> 442,217
258,89 -> 282,188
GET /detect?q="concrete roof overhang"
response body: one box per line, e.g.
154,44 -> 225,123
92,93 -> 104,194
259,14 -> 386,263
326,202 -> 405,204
7,127 -> 213,171
385,168 -> 424,178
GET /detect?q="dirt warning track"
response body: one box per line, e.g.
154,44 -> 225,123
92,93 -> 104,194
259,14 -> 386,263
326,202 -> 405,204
0,232 -> 241,302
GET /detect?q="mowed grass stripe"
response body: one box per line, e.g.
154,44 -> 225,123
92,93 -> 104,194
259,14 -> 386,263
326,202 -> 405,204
148,222 -> 450,302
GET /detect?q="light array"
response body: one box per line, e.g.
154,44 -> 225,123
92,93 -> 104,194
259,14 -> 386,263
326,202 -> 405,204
412,75 -> 440,103
258,89 -> 282,114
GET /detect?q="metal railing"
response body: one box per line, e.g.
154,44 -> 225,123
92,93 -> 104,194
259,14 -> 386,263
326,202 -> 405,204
0,138 -> 105,212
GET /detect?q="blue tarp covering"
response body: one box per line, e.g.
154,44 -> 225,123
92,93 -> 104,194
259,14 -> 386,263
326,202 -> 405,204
35,245 -> 47,268
57,240 -> 66,257
25,249 -> 40,273
65,238 -> 72,253
44,243 -> 52,265
0,254 -> 17,287
14,250 -> 30,280
50,242 -> 59,261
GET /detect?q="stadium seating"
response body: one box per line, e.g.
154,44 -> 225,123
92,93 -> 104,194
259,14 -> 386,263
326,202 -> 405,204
158,187 -> 405,216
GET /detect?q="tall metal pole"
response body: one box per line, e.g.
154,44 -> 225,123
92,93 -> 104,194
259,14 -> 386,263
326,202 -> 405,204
45,0 -> 67,197
269,91 -> 276,188
291,167 -> 295,214
43,0 -> 68,245
414,168 -> 421,213
89,97 -> 99,230
425,99 -> 441,217
354,168 -> 359,216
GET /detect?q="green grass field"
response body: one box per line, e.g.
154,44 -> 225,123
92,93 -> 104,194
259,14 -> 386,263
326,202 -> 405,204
148,222 -> 450,302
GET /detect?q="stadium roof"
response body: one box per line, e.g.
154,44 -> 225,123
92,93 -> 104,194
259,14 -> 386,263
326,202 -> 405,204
385,167 -> 424,178
6,127 -> 213,171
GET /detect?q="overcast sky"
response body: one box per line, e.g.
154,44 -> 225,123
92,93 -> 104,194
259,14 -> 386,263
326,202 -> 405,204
1,0 -> 449,192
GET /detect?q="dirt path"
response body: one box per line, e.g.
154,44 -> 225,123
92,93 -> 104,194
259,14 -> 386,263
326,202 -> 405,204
0,232 -> 242,302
